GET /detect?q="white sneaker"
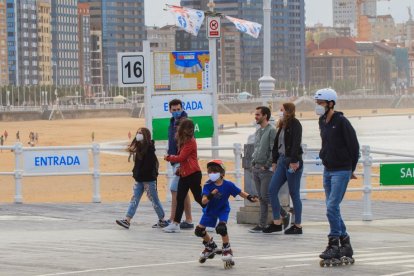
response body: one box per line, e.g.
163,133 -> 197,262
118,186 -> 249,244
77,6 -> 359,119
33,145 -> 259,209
163,222 -> 181,233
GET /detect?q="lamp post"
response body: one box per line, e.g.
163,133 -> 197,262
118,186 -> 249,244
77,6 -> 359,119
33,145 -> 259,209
6,90 -> 10,107
207,0 -> 219,158
54,62 -> 58,103
259,0 -> 275,105
107,64 -> 111,98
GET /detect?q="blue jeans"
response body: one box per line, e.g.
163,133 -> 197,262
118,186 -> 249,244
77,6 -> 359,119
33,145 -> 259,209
323,169 -> 351,237
126,181 -> 165,220
269,156 -> 303,224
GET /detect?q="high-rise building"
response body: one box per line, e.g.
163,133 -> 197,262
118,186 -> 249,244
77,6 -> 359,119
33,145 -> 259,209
37,0 -> 52,86
177,0 -> 306,90
80,0 -> 146,87
90,29 -> 103,95
16,0 -> 39,86
51,0 -> 79,86
6,0 -> 19,85
0,1 -> 8,85
78,3 -> 91,88
240,0 -> 306,85
333,0 -> 376,36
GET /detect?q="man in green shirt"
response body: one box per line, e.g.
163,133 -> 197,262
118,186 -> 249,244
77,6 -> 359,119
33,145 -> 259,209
249,106 -> 276,233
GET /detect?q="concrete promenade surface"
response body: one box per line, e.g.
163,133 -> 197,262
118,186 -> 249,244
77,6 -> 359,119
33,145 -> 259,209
1,200 -> 413,276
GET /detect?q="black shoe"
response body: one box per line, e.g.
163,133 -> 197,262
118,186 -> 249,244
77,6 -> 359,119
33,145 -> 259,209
282,213 -> 291,230
180,221 -> 195,229
248,225 -> 264,233
116,219 -> 130,229
284,224 -> 303,235
262,223 -> 283,234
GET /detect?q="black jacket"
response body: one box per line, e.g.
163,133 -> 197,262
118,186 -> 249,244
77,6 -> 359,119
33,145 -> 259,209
132,141 -> 159,182
318,111 -> 360,172
272,118 -> 303,164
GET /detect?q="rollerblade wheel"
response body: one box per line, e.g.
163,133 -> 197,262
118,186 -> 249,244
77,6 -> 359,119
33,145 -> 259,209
199,258 -> 206,264
350,258 -> 355,264
319,260 -> 325,267
208,253 -> 215,259
224,260 -> 233,269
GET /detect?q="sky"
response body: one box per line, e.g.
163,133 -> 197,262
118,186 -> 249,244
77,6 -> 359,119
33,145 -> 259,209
145,0 -> 413,27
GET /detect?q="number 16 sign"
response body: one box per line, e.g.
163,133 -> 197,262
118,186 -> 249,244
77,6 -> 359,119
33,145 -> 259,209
117,52 -> 146,87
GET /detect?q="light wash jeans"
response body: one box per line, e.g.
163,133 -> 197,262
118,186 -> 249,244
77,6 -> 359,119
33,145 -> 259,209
269,155 -> 303,224
323,169 -> 352,237
126,181 -> 165,220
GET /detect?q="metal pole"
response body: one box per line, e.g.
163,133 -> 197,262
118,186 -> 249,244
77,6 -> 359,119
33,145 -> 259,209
208,0 -> 219,159
300,143 -> 307,200
143,41 -> 153,133
259,0 -> 275,105
14,143 -> 23,203
233,143 -> 243,200
92,143 -> 101,203
362,145 -> 373,221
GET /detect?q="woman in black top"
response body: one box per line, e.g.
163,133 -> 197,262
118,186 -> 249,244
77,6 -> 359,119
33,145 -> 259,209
116,127 -> 168,229
263,102 -> 304,235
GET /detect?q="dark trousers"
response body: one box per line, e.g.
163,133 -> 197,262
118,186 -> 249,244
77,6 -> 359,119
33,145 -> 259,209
174,171 -> 204,223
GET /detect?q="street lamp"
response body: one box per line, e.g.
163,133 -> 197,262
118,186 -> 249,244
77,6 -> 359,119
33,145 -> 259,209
6,90 -> 10,107
107,64 -> 111,98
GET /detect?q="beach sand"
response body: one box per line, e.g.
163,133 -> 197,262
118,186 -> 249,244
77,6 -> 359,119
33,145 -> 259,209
1,108 -> 413,203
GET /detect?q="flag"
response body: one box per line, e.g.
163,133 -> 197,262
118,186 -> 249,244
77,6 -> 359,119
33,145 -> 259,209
166,5 -> 205,36
225,16 -> 262,39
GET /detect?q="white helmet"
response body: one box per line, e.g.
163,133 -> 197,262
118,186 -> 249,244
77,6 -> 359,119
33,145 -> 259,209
314,88 -> 337,103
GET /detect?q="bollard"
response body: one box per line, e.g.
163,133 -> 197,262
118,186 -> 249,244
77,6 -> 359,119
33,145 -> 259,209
14,143 -> 23,204
92,143 -> 101,203
362,145 -> 373,221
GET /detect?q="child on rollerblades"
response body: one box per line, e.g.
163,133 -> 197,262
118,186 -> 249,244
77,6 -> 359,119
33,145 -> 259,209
195,160 -> 258,269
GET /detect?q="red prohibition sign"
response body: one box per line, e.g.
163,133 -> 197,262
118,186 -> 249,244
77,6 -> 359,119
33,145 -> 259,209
210,19 -> 219,30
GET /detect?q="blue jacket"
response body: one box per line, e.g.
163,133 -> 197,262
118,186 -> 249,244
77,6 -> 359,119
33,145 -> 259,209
167,111 -> 188,163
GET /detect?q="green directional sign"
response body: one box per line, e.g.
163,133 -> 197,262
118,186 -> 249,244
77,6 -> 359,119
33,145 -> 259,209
380,163 -> 414,186
152,116 -> 214,141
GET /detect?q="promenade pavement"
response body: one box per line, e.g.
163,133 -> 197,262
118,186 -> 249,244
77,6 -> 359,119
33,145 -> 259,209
1,200 -> 413,276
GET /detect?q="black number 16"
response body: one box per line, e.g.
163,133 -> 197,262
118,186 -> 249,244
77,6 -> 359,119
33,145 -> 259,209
125,61 -> 142,78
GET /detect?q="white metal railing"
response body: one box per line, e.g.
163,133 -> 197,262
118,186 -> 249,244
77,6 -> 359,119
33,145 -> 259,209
0,143 -> 243,205
1,143 -> 414,221
301,145 -> 414,221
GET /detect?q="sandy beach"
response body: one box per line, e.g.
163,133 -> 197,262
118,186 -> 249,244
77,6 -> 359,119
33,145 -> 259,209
1,108 -> 414,203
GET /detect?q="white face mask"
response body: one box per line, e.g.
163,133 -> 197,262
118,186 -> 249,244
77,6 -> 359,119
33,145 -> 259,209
208,173 -> 221,182
315,105 -> 326,116
278,111 -> 284,120
135,133 -> 144,141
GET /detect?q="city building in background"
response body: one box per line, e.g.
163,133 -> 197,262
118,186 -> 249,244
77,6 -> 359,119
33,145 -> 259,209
51,0 -> 80,86
0,1 -> 8,85
147,25 -> 176,52
359,14 -> 396,42
16,0 -> 39,86
333,0 -> 377,36
37,0 -> 52,86
80,0 -> 146,89
177,0 -> 306,94
6,0 -> 18,85
78,2 -> 91,88
90,29 -> 103,95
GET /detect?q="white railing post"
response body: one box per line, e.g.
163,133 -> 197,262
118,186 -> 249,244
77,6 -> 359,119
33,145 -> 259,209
233,143 -> 243,200
14,143 -> 23,203
362,145 -> 373,221
300,144 -> 308,200
92,143 -> 101,203
165,146 -> 173,202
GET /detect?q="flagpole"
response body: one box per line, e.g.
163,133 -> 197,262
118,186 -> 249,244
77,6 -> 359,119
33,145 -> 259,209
259,0 -> 275,107
208,0 -> 219,159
